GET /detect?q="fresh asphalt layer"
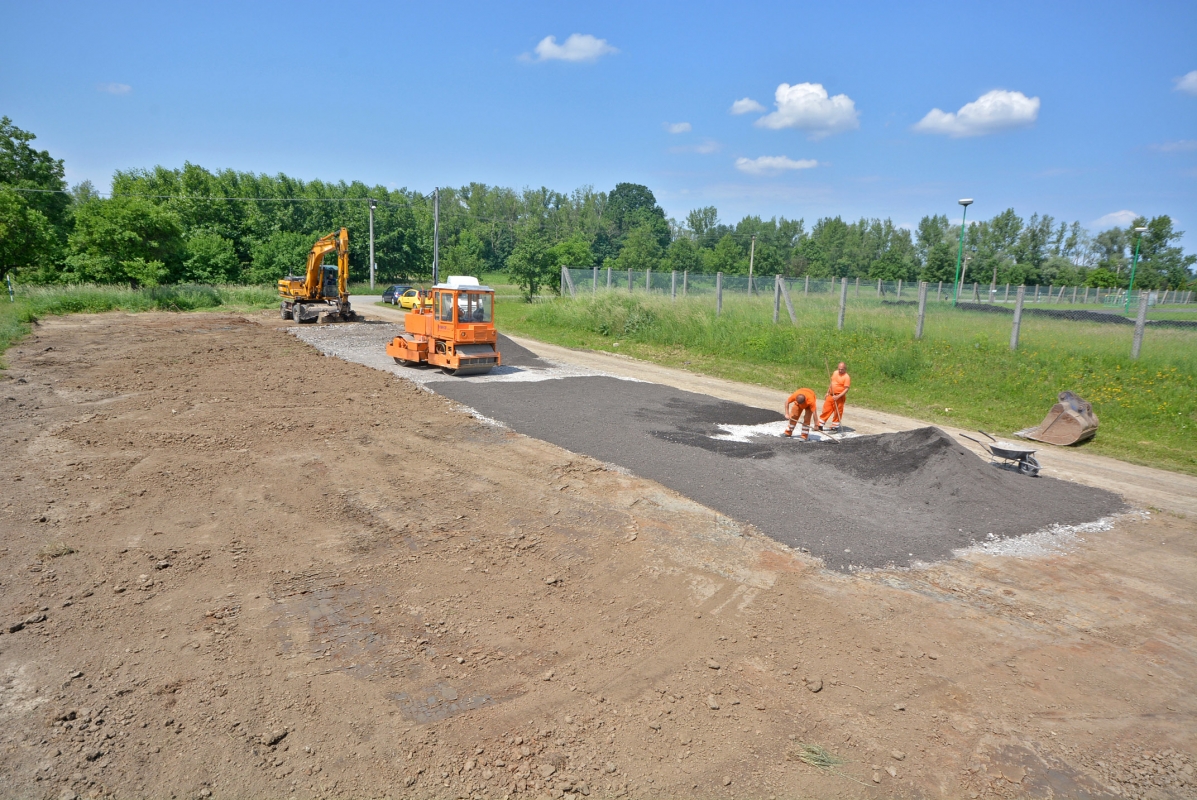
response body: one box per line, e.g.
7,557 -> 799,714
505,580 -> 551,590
294,325 -> 1126,572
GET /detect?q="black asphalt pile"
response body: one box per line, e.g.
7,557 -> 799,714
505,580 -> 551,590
956,302 -> 1197,329
429,376 -> 1126,571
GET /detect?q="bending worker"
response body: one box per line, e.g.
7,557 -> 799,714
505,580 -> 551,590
820,361 -> 851,432
783,387 -> 818,440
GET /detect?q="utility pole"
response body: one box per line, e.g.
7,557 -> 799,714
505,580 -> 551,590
368,199 -> 377,290
432,188 -> 440,286
1124,226 -> 1148,315
748,234 -> 756,295
952,199 -> 973,306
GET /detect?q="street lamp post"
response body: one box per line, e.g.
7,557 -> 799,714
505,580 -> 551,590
1124,226 -> 1149,315
368,199 -> 377,290
952,199 -> 973,306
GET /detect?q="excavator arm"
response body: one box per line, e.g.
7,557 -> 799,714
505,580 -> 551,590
302,228 -> 350,302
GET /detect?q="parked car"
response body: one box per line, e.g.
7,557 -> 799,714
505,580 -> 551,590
398,288 -> 434,310
381,285 -> 412,304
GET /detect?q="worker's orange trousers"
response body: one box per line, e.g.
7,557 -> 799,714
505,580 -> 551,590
820,396 -> 845,427
785,404 -> 813,438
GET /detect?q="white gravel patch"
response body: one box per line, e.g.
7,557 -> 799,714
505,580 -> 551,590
954,510 -> 1148,560
711,420 -> 858,443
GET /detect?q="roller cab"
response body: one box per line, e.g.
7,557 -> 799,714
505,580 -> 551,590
386,276 -> 500,376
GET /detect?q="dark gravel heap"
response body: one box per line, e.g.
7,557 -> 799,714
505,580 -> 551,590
956,302 -> 1197,329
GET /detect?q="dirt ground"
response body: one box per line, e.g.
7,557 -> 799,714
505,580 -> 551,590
1,311 -> 1194,800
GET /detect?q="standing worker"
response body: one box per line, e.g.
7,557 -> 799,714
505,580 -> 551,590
819,361 -> 851,432
783,387 -> 819,440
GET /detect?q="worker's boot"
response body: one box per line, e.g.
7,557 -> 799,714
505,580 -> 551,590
783,421 -> 795,437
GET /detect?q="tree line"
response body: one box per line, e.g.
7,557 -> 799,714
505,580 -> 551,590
2,116 -> 1193,296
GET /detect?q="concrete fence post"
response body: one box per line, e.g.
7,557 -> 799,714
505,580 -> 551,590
937,281 -> 943,302
805,276 -> 810,297
606,266 -> 612,289
916,281 -> 929,339
877,279 -> 882,298
897,279 -> 903,299
627,268 -> 633,293
1071,286 -> 1077,304
716,272 -> 723,316
837,277 -> 848,330
1010,286 -> 1025,350
671,270 -> 677,300
1132,291 -> 1149,359
1033,285 -> 1040,303
779,276 -> 797,324
855,276 -> 861,297
773,275 -> 781,324
592,266 -> 598,293
683,270 -> 688,297
972,282 -> 980,302
645,268 -> 652,293
561,266 -> 577,298
1083,286 -> 1089,304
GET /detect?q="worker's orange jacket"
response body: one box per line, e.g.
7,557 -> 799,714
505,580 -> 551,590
786,388 -> 817,418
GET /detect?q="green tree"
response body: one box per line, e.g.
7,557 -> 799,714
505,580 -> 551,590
703,234 -> 745,274
548,233 -> 594,268
64,197 -> 184,286
0,188 -> 59,279
920,241 -> 956,283
1132,215 -> 1197,289
664,237 -> 701,272
247,231 -> 313,284
606,183 -> 671,249
183,230 -> 241,283
506,228 -> 555,301
613,224 -> 664,272
443,229 -> 487,279
0,116 -> 69,234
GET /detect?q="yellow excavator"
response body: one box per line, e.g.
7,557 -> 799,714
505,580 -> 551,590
278,228 -> 359,323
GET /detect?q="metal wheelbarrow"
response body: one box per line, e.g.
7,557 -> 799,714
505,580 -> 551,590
960,430 -> 1042,477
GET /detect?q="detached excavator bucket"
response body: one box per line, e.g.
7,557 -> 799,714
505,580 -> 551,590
1016,391 -> 1099,446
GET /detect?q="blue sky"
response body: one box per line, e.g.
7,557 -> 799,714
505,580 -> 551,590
4,1 -> 1196,245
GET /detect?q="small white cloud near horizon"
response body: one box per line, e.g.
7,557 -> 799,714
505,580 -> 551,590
730,97 -> 766,115
734,155 -> 819,176
665,122 -> 692,134
525,34 -> 617,63
1174,70 -> 1197,96
1152,139 -> 1197,153
754,83 -> 860,139
96,82 -> 131,95
670,139 -> 720,155
914,89 -> 1039,137
1093,210 -> 1139,229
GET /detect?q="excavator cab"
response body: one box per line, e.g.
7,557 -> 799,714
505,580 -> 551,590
386,276 -> 501,376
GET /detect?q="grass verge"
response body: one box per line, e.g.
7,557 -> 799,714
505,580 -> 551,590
496,292 -> 1197,476
1,284 -> 278,368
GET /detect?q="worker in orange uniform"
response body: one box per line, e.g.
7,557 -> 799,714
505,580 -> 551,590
820,362 -> 851,432
783,387 -> 818,440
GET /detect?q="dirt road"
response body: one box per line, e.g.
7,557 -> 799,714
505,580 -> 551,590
1,311 -> 1194,800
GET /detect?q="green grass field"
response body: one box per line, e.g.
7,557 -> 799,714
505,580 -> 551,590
0,283 -> 278,367
496,291 -> 1197,476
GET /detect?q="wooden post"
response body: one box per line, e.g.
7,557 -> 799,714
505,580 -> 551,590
773,275 -> 781,323
671,270 -> 677,300
1132,291 -> 1149,359
716,272 -> 723,316
779,276 -> 797,324
916,281 -> 928,339
837,277 -> 848,330
1010,286 -> 1026,350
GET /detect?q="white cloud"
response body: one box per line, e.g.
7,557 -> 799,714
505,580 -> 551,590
1175,70 -> 1197,96
730,97 -> 765,115
97,82 -> 131,95
754,83 -> 860,139
913,89 -> 1039,137
527,34 -> 617,63
1151,139 -> 1197,153
665,122 -> 692,134
1092,210 -> 1139,228
669,139 -> 720,155
734,155 -> 819,176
